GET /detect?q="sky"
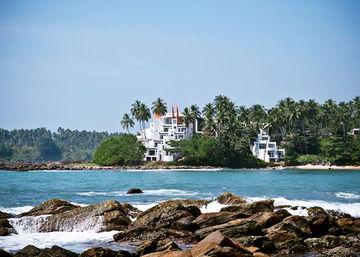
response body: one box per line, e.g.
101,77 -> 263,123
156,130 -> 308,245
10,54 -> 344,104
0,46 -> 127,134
0,0 -> 359,132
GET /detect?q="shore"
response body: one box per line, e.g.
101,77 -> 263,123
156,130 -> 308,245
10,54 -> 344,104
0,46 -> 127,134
1,161 -> 360,171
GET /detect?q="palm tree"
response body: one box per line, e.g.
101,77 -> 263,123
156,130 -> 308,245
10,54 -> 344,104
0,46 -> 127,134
138,103 -> 151,131
202,103 -> 216,136
131,100 -> 142,132
182,107 -> 193,127
121,113 -> 134,133
189,104 -> 201,134
151,98 -> 167,117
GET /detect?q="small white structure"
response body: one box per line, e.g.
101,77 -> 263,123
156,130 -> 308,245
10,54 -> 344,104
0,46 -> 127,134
252,129 -> 285,162
137,106 -> 195,162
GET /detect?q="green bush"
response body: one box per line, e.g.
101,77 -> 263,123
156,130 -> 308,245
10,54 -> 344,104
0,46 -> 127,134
296,154 -> 322,164
93,134 -> 146,166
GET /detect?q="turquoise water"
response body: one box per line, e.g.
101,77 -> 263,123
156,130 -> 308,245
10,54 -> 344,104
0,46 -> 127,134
1,169 -> 360,213
0,168 -> 360,253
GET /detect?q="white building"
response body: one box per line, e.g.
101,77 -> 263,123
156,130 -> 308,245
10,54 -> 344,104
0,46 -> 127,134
137,106 -> 195,162
252,129 -> 285,163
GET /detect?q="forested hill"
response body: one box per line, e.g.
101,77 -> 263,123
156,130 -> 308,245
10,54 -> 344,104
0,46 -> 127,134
0,128 -> 122,162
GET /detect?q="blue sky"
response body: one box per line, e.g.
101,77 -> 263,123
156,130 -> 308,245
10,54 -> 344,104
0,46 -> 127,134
0,1 -> 359,132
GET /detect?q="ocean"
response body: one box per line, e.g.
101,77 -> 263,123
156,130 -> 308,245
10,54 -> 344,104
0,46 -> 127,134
0,168 -> 360,253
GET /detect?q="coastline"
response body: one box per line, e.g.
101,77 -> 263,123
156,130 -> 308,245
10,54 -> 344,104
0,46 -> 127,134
1,161 -> 360,171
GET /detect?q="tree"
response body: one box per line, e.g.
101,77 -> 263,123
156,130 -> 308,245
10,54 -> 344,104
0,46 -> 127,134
121,113 -> 135,133
93,134 -> 146,166
36,137 -> 62,161
151,98 -> 167,117
138,103 -> 151,131
131,100 -> 143,132
182,107 -> 193,127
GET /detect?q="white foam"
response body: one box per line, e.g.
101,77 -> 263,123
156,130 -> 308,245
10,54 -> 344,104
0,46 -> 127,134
246,196 -> 360,217
200,200 -> 229,213
132,203 -> 158,212
9,215 -> 50,234
335,192 -> 360,200
0,206 -> 34,215
0,231 -> 119,253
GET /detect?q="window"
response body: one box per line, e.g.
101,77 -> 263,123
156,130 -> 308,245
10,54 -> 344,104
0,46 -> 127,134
164,128 -> 169,132
149,150 -> 156,156
259,144 -> 266,149
268,151 -> 275,157
268,144 -> 275,148
261,137 -> 268,141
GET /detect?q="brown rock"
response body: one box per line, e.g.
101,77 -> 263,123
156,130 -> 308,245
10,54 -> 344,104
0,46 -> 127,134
39,200 -> 131,232
217,192 -> 247,205
136,238 -> 181,256
304,235 -> 342,249
192,212 -> 246,229
19,199 -> 78,217
80,247 -> 131,257
0,217 -> 14,236
317,246 -> 357,257
220,200 -> 274,215
0,211 -> 13,219
336,217 -> 360,234
253,253 -> 270,257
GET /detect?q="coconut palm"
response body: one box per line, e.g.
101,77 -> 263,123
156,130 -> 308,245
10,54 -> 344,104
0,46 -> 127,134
138,103 -> 151,131
182,107 -> 193,127
151,98 -> 167,117
121,113 -> 134,133
131,100 -> 143,132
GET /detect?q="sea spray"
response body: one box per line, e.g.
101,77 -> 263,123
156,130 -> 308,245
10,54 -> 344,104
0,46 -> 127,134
9,215 -> 50,234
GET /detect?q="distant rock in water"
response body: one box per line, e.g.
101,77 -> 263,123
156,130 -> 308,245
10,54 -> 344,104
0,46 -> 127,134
19,199 -> 78,217
126,188 -> 143,194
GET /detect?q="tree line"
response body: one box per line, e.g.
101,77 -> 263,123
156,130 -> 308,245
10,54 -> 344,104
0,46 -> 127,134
0,128 -> 121,162
117,96 -> 359,166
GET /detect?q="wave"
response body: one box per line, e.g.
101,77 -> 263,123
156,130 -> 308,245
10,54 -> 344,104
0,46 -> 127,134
76,189 -> 199,197
0,206 -> 34,215
246,196 -> 360,217
334,192 -> 360,200
0,231 -> 123,253
200,200 -> 229,213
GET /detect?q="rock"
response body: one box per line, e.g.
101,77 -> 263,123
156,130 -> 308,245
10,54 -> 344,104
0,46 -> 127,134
14,245 -> 78,257
190,230 -> 252,257
217,192 -> 247,205
142,251 -> 189,257
235,236 -> 276,254
122,203 -> 142,219
0,211 -> 13,219
307,206 -> 328,216
274,209 -> 291,220
39,200 -> 131,232
0,248 -> 13,257
80,247 -> 131,257
220,200 -> 274,215
192,212 -> 246,229
306,206 -> 334,237
133,200 -> 202,227
19,199 -> 78,217
136,238 -> 181,256
336,217 -> 360,235
282,215 -> 312,235
250,211 -> 283,229
126,188 -> 143,194
304,235 -> 342,249
317,246 -> 357,257
0,217 -> 14,236
195,218 -> 261,240
253,253 -> 270,257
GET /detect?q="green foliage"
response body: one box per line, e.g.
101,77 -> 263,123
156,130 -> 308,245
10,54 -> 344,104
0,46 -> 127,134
320,136 -> 360,165
296,155 -> 323,165
93,134 -> 146,166
0,128 -> 121,162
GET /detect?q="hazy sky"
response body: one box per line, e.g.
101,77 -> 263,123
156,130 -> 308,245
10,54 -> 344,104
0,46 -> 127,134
1,1 -> 359,132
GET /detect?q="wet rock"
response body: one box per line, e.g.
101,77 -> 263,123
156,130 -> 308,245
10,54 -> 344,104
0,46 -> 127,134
306,206 -> 334,237
317,246 -> 357,257
39,200 -> 131,232
195,218 -> 262,240
122,203 -> 142,219
250,211 -> 283,229
304,235 -> 342,249
217,192 -> 247,205
142,251 -> 188,257
0,211 -> 13,219
43,246 -> 78,257
0,248 -> 13,257
126,189 -> 143,194
0,216 -> 14,236
80,247 -> 131,257
274,209 -> 291,220
307,206 -> 328,216
252,253 -> 270,257
235,236 -> 276,253
220,200 -> 274,215
283,215 -> 312,235
136,238 -> 181,256
19,199 -> 78,217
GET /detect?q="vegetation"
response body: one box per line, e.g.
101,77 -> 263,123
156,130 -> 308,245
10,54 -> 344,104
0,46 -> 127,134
0,128 -> 121,162
93,134 -> 146,166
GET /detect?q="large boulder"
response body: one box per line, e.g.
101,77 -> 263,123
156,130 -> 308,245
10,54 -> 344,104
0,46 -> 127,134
220,200 -> 274,216
217,192 -> 247,205
122,203 -> 142,219
304,235 -> 342,250
127,188 -> 143,194
38,200 -> 131,232
19,199 -> 78,217
306,206 -> 334,237
195,218 -> 262,240
0,249 -> 13,257
192,212 -> 245,229
336,217 -> 360,235
0,216 -> 14,236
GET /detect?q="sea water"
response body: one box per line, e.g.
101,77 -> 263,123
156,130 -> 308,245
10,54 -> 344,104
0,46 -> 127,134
0,168 -> 359,253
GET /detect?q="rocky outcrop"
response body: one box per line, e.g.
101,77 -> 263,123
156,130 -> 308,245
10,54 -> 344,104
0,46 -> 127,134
127,189 -> 143,194
38,200 -> 131,232
19,199 -> 78,217
14,245 -> 78,257
80,247 -> 132,257
217,192 -> 247,205
136,239 -> 181,256
0,211 -> 14,236
0,248 -> 13,257
220,200 -> 274,216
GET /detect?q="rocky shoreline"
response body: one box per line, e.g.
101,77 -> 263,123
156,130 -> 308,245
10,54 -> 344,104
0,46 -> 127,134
1,193 -> 359,257
0,162 -> 220,171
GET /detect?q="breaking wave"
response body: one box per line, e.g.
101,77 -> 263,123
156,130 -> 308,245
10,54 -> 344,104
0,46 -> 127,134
76,189 -> 199,197
334,192 -> 360,200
